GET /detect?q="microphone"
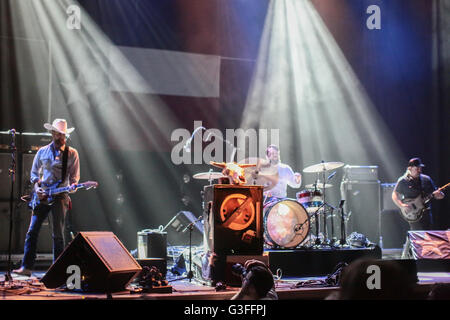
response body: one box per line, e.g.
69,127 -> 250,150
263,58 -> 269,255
182,215 -> 203,233
327,171 -> 336,181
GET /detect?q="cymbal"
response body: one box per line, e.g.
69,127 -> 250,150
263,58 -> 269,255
305,181 -> 333,189
303,162 -> 344,173
193,172 -> 225,180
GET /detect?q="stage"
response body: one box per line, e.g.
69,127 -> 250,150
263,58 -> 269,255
1,270 -> 450,301
2,246 -> 450,301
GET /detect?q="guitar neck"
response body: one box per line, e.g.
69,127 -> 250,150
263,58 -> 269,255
48,184 -> 82,195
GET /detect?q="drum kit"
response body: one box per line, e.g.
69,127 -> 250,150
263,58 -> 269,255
193,159 -> 347,250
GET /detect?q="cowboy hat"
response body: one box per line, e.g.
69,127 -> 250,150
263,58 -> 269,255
43,118 -> 75,135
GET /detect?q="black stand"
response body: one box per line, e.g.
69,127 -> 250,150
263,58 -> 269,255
170,215 -> 203,283
5,129 -> 17,282
338,200 -> 347,246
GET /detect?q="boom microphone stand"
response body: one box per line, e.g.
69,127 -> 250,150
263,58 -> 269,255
181,215 -> 203,282
5,129 -> 17,282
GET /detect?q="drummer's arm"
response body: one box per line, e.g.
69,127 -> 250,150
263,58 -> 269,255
287,167 -> 301,188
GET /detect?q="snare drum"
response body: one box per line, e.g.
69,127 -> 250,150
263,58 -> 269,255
296,189 -> 324,214
263,199 -> 310,248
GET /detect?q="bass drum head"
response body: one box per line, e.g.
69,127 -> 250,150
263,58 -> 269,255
264,199 -> 310,248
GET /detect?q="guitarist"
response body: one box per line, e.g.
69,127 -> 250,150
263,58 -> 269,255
392,157 -> 444,231
392,158 -> 444,258
13,119 -> 80,277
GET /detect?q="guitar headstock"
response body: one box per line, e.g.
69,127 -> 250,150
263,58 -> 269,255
82,181 -> 99,190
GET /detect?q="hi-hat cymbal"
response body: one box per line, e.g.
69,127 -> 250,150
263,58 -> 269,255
303,162 -> 344,173
305,181 -> 333,189
193,172 -> 225,180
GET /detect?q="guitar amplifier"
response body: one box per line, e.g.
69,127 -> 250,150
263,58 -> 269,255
381,183 -> 398,211
343,165 -> 379,182
21,132 -> 51,152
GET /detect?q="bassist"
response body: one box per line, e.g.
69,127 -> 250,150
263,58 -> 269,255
13,119 -> 80,277
392,158 -> 444,259
392,157 -> 444,231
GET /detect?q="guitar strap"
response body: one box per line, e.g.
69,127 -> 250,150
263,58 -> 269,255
61,145 -> 69,184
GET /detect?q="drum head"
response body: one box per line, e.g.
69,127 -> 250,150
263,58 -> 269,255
264,199 -> 309,248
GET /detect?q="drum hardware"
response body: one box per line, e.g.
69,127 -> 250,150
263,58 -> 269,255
302,161 -> 345,248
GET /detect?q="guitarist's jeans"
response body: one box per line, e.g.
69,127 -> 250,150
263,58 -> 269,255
21,196 -> 70,269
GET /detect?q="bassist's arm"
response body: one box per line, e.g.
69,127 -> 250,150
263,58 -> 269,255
392,191 -> 409,209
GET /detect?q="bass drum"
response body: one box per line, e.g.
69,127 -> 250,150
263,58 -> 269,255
264,199 -> 310,248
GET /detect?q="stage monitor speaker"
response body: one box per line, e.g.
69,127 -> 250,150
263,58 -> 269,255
341,180 -> 380,243
41,231 -> 142,292
203,185 -> 264,255
162,211 -> 203,246
380,209 -> 409,248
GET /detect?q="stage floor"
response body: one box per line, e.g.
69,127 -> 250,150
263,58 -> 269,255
1,270 -> 449,300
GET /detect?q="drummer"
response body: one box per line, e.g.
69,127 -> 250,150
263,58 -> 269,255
264,145 -> 302,201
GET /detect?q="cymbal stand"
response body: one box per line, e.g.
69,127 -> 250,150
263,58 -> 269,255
338,200 -> 349,247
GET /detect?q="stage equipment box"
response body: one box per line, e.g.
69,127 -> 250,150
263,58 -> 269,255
203,185 -> 264,255
137,229 -> 167,259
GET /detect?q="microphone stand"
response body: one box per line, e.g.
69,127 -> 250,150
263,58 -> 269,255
181,215 -> 203,282
5,129 -> 17,282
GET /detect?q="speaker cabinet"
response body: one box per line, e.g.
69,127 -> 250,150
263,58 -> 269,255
41,232 -> 142,292
380,209 -> 409,248
381,183 -> 398,211
0,153 -> 19,200
203,185 -> 263,255
21,152 -> 35,196
0,201 -> 19,253
340,180 -> 380,243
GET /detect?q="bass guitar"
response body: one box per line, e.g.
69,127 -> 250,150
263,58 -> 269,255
22,180 -> 98,210
400,182 -> 450,222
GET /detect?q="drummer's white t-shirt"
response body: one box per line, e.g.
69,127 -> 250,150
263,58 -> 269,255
265,163 -> 301,198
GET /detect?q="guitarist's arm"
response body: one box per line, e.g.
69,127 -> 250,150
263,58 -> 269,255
30,149 -> 46,200
392,190 -> 410,210
33,181 -> 46,200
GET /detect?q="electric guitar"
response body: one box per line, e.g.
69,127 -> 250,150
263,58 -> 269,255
22,180 -> 98,210
400,182 -> 450,222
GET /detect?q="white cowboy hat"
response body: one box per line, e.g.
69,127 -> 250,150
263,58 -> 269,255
43,118 -> 75,135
